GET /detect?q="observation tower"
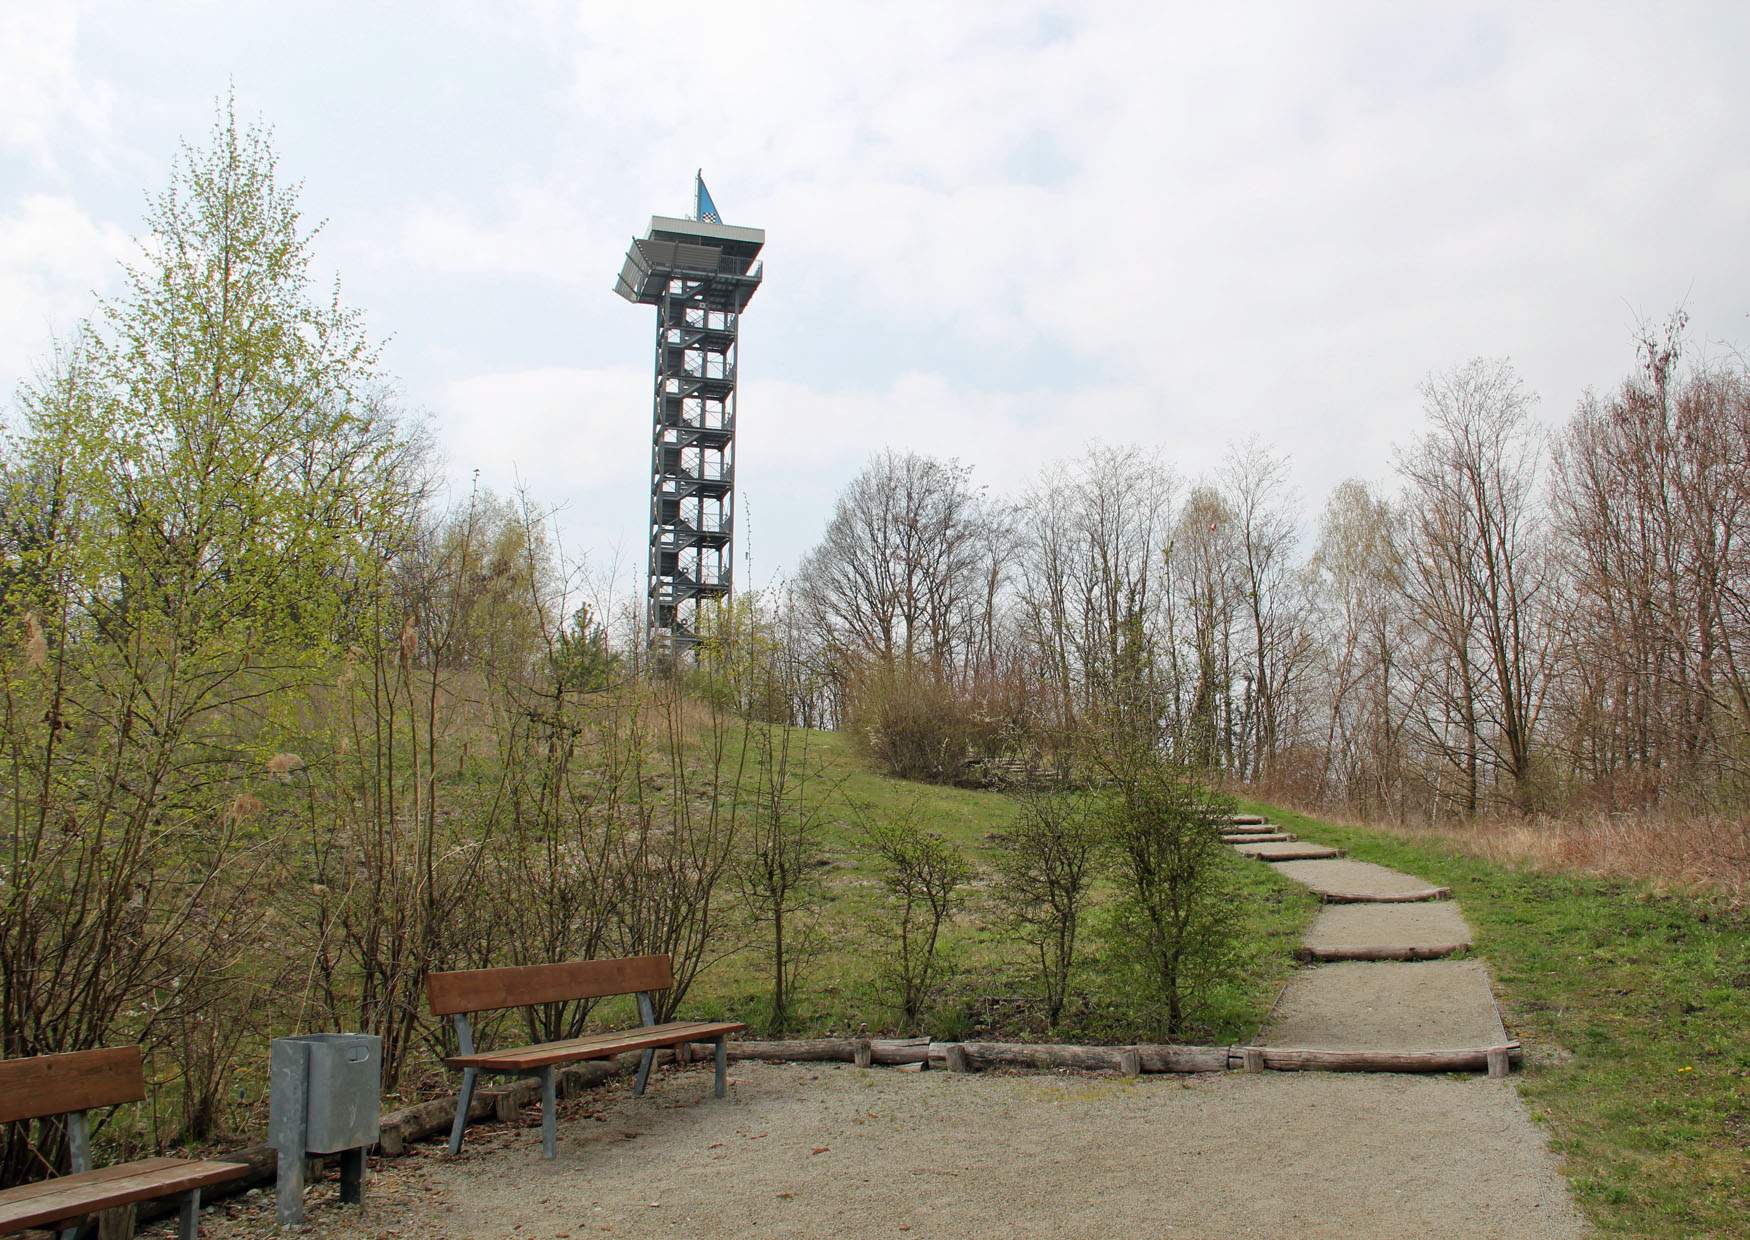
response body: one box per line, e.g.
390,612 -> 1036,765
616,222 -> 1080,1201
613,172 -> 765,653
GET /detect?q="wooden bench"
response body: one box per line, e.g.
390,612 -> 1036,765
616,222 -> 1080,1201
0,1047 -> 247,1239
425,954 -> 743,1159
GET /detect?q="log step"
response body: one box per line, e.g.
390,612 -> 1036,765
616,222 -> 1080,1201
1223,832 -> 1296,843
1296,942 -> 1471,962
1223,823 -> 1279,835
1244,845 -> 1345,861
1228,814 -> 1269,826
1316,887 -> 1452,904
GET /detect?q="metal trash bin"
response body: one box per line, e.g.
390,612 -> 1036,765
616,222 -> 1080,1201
270,1033 -> 382,1227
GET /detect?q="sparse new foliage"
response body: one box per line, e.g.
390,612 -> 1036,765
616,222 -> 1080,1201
991,790 -> 1100,1025
861,802 -> 973,1029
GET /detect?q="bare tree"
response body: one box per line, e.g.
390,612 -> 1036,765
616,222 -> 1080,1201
1397,358 -> 1550,813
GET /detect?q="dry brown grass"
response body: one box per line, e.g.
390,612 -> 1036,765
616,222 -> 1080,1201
1269,800 -> 1749,898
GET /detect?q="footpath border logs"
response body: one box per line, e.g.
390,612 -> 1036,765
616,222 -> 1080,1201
924,1042 -> 1229,1075
1239,1043 -> 1522,1073
132,1025 -> 1519,1226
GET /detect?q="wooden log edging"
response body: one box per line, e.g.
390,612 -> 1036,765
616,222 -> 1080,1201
1296,942 -> 1472,962
1236,1043 -> 1521,1073
924,1041 -> 1229,1075
678,1037 -> 931,1066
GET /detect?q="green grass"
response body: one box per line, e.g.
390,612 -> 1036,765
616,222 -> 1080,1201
1246,799 -> 1750,1238
684,727 -> 1314,1048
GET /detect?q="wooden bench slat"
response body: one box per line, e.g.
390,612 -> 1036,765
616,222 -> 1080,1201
426,955 -> 675,1015
0,1158 -> 249,1231
446,1020 -> 745,1071
0,1048 -> 145,1125
0,1159 -> 185,1205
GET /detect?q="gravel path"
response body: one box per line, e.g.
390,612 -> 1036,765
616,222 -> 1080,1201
1302,902 -> 1473,950
1262,960 -> 1510,1050
188,1062 -> 1584,1240
1232,840 -> 1343,860
1271,857 -> 1448,899
167,815 -> 1582,1239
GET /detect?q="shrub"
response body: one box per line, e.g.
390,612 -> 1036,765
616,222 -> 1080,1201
860,801 -> 972,1028
843,663 -> 995,783
991,790 -> 1100,1025
1094,757 -> 1238,1038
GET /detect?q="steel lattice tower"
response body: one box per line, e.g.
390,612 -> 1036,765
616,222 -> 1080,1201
614,174 -> 764,653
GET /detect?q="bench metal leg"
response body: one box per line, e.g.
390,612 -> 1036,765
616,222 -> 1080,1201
178,1188 -> 201,1240
714,1036 -> 728,1099
540,1066 -> 557,1160
448,1066 -> 478,1155
633,1048 -> 655,1098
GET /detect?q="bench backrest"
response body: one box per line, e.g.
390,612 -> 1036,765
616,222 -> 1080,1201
0,1047 -> 146,1125
426,955 -> 674,1016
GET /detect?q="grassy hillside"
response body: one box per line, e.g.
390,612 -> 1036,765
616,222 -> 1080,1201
680,727 -> 1315,1047
1250,800 -> 1749,1238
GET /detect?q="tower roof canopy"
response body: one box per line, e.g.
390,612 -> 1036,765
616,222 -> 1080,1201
613,216 -> 765,308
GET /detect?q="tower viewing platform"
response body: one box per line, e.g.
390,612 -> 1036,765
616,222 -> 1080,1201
613,173 -> 764,653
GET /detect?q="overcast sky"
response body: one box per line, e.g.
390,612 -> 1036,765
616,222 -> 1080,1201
4,1 -> 1748,596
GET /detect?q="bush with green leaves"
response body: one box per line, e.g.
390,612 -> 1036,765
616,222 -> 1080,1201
1094,758 -> 1238,1039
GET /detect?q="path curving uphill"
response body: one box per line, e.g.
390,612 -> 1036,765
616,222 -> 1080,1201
1229,814 -> 1518,1075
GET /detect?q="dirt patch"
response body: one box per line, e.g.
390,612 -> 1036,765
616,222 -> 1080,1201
1263,960 -> 1509,1050
1303,902 -> 1473,950
182,1062 -> 1583,1239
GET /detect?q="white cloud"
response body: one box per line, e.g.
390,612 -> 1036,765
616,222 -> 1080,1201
8,0 -> 1750,583
0,194 -> 131,394
0,2 -> 113,173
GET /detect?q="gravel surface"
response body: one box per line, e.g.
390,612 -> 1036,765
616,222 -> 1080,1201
1271,858 -> 1447,898
1263,960 -> 1509,1050
180,1062 -> 1584,1240
1232,841 -> 1342,859
1303,902 -> 1473,950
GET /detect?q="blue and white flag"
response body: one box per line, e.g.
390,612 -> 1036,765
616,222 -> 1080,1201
695,171 -> 722,224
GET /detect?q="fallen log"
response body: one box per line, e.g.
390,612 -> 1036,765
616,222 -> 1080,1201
1317,887 -> 1452,904
1251,1044 -> 1520,1073
1297,942 -> 1471,962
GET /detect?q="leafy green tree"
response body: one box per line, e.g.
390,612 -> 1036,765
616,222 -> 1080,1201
0,98 -> 420,1171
